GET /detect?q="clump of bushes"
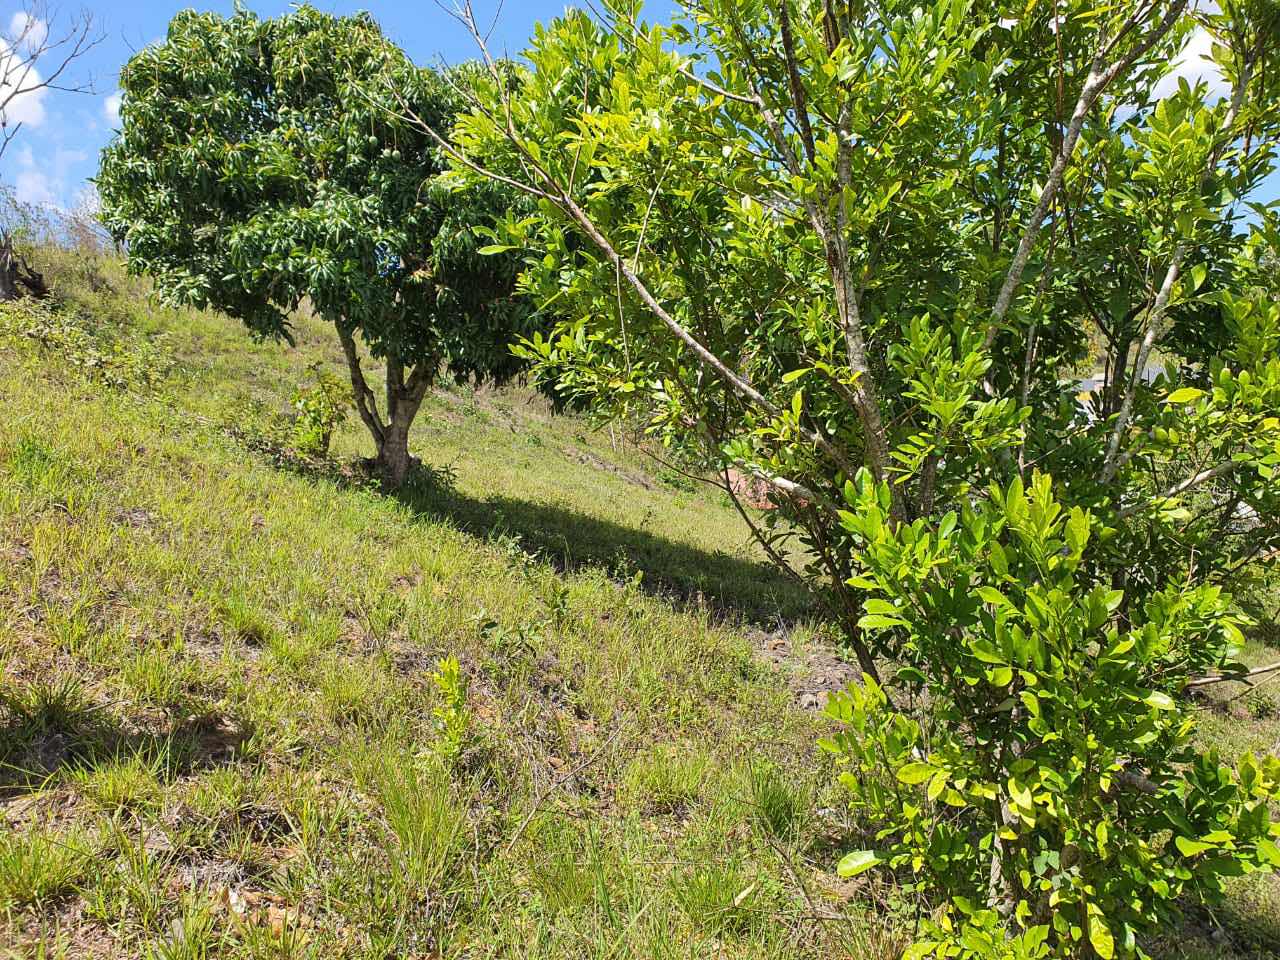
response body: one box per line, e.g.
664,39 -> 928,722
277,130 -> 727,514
0,297 -> 170,392
289,363 -> 352,459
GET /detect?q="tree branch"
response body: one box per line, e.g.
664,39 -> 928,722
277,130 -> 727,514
0,4 -> 104,166
1100,40 -> 1251,482
1187,660 -> 1280,689
338,328 -> 386,446
987,0 -> 1186,341
1117,460 -> 1239,519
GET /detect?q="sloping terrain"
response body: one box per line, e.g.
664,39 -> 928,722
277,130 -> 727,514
0,252 -> 1277,959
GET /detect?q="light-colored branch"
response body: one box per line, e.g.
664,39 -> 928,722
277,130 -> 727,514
0,4 -> 103,165
987,0 -> 1186,340
738,465 -> 840,517
1116,460 -> 1238,519
1187,660 -> 1280,689
1100,46 -> 1251,482
1101,256 -> 1185,480
407,5 -> 862,483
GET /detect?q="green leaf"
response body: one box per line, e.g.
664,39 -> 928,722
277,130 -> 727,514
864,598 -> 899,615
897,762 -> 936,785
858,614 -> 907,630
971,640 -> 1005,664
902,942 -> 939,960
476,244 -> 514,255
1188,262 -> 1207,291
1257,838 -> 1280,866
927,771 -> 947,801
1175,836 -> 1216,857
1164,387 -> 1204,404
1089,914 -> 1115,959
1144,691 -> 1176,711
988,542 -> 1009,576
975,586 -> 1012,609
836,849 -> 882,877
988,666 -> 1014,687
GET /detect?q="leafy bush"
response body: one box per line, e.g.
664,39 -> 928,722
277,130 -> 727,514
430,655 -> 471,763
289,363 -> 352,458
450,0 -> 1280,953
823,471 -> 1280,958
0,298 -> 170,391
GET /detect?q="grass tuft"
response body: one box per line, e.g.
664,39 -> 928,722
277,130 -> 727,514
619,744 -> 712,815
358,746 -> 468,895
744,760 -> 810,843
0,827 -> 93,910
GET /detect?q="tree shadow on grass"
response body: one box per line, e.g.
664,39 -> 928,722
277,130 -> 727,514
1150,897 -> 1280,960
0,675 -> 251,798
389,464 -> 815,625
237,435 -> 815,625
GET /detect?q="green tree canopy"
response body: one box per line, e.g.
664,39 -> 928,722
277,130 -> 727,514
447,0 -> 1280,953
97,4 -> 534,487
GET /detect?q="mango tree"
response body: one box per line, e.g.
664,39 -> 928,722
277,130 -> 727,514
97,5 -> 532,487
443,0 -> 1280,954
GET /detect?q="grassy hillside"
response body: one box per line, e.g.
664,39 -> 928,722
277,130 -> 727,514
1,250 -> 1277,959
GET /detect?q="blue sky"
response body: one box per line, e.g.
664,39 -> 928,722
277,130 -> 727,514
0,1 -> 593,210
0,1 -> 1276,213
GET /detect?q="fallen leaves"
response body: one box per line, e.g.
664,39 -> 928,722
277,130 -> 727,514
219,885 -> 315,940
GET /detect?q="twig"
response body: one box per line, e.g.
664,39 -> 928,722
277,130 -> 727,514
1187,660 -> 1280,689
503,725 -> 623,856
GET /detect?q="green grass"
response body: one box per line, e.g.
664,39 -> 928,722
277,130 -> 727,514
0,247 -> 1276,958
0,827 -> 93,910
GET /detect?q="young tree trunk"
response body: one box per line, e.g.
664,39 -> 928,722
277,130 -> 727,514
1,234 -> 23,302
336,327 -> 430,491
376,418 -> 414,490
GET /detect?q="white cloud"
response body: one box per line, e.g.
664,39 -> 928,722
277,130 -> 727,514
10,142 -> 53,206
8,144 -> 89,210
104,91 -> 121,123
8,12 -> 48,51
0,38 -> 48,128
15,168 -> 55,205
1152,27 -> 1229,101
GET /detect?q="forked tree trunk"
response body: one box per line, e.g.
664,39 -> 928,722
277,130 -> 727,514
337,327 -> 430,491
373,394 -> 424,491
0,233 -> 48,302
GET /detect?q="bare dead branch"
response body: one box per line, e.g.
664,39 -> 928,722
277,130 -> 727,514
1187,660 -> 1280,689
0,3 -> 104,165
1117,460 -> 1240,519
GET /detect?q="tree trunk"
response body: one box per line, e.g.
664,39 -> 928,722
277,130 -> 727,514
377,432 -> 412,489
0,232 -> 49,301
1,234 -> 23,302
376,416 -> 414,490
336,327 -> 429,491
